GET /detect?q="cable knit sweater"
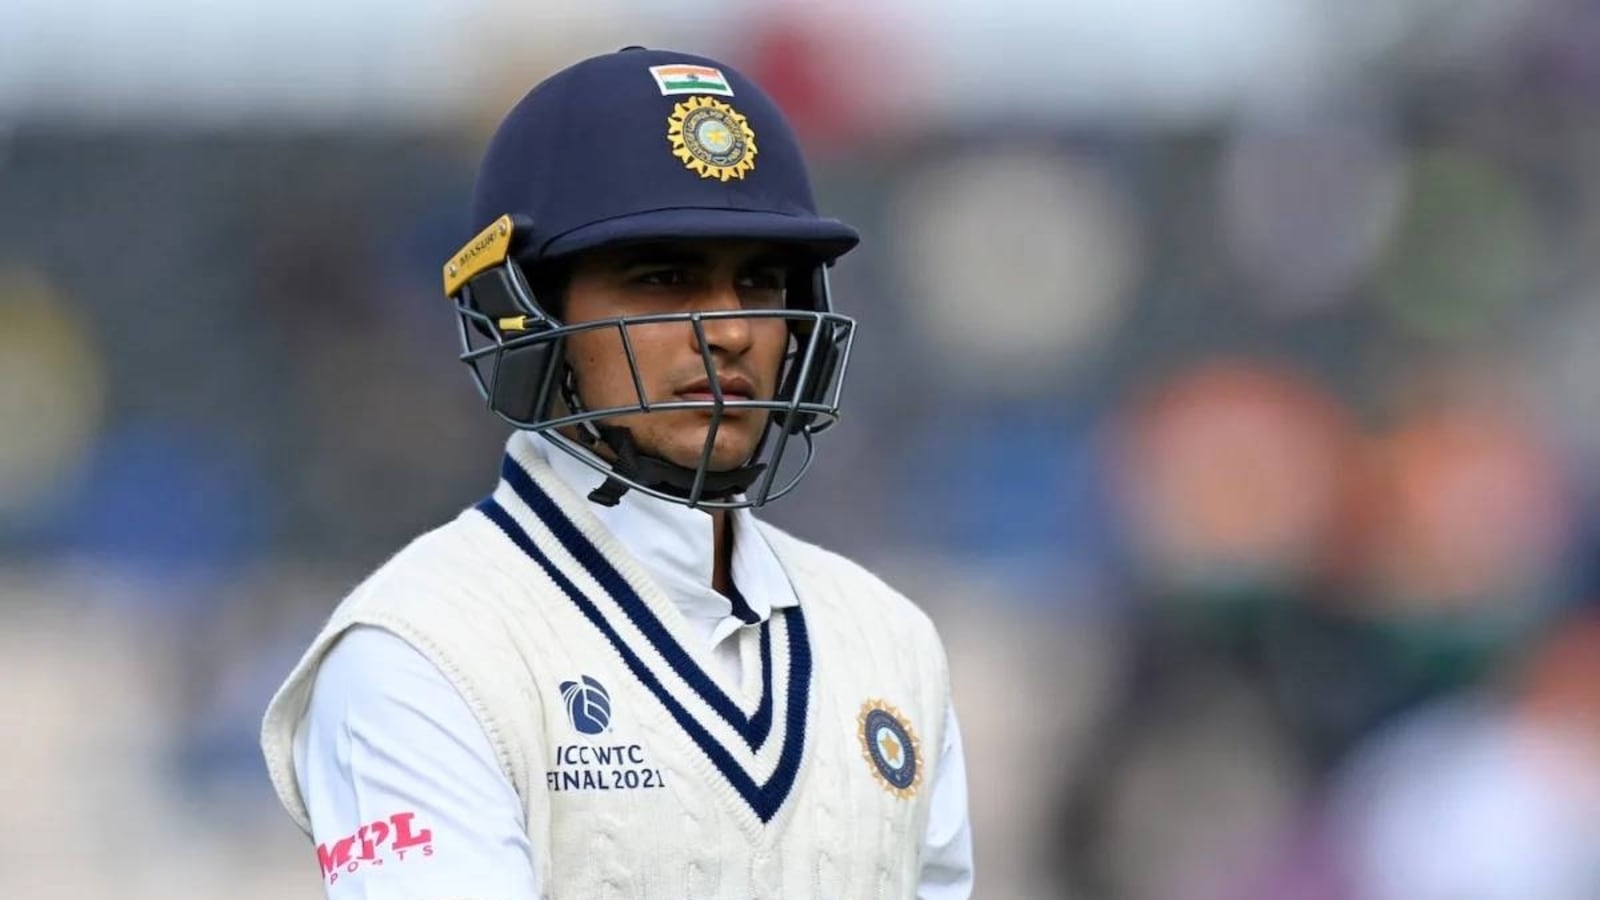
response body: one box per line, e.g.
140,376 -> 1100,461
261,438 -> 951,899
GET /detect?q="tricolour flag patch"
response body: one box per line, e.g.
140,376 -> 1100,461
649,64 -> 734,97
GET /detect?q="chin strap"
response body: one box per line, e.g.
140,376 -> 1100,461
583,423 -> 766,508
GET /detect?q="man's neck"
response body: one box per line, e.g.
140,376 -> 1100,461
543,429 -> 739,594
711,509 -> 733,595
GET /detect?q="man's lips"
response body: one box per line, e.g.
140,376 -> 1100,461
676,375 -> 756,402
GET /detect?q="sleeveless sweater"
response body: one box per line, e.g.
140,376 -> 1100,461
261,439 -> 950,898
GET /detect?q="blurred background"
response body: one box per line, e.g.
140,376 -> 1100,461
2,0 -> 1599,897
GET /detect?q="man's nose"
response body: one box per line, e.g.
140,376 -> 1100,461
691,281 -> 752,355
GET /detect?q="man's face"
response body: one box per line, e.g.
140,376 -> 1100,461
560,239 -> 796,472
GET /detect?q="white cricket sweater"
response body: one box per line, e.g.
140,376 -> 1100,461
261,436 -> 954,898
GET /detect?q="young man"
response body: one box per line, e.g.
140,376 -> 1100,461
260,47 -> 973,899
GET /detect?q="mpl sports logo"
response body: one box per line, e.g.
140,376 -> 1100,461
315,810 -> 434,884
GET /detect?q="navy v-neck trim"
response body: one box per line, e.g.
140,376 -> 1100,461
473,454 -> 811,824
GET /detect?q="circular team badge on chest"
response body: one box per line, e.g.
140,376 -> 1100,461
858,699 -> 922,798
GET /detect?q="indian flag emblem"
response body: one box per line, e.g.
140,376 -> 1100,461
649,63 -> 735,97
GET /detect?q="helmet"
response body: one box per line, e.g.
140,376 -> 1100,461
444,47 -> 859,509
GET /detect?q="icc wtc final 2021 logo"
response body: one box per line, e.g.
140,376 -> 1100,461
859,699 -> 922,798
550,675 -> 668,793
561,675 -> 612,735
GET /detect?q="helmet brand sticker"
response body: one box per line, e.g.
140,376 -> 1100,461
443,214 -> 514,297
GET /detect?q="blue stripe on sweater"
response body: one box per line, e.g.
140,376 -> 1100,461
498,454 -> 777,750
475,494 -> 809,824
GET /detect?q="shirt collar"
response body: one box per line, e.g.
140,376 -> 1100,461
519,433 -> 798,624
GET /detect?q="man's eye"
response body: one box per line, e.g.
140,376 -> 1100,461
738,269 -> 788,291
635,268 -> 687,286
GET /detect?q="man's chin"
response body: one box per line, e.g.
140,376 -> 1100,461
653,437 -> 760,473
661,450 -> 758,473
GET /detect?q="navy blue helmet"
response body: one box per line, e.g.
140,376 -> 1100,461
444,47 -> 858,508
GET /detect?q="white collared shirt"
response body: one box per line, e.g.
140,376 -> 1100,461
292,434 -> 974,898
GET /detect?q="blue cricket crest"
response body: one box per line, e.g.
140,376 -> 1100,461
560,675 -> 613,735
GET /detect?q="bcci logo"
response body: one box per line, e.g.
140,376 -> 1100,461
560,675 -> 613,735
667,97 -> 757,182
858,699 -> 922,798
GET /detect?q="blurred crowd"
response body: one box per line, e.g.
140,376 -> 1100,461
2,1 -> 1599,898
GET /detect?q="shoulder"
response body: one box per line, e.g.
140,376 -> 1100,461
758,520 -> 944,646
305,507 -> 557,756
351,507 -> 508,599
302,625 -> 528,766
263,508 -> 544,833
329,505 -> 549,640
301,626 -> 491,760
312,625 -> 447,702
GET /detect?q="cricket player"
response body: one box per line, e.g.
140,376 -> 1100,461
260,47 -> 973,899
